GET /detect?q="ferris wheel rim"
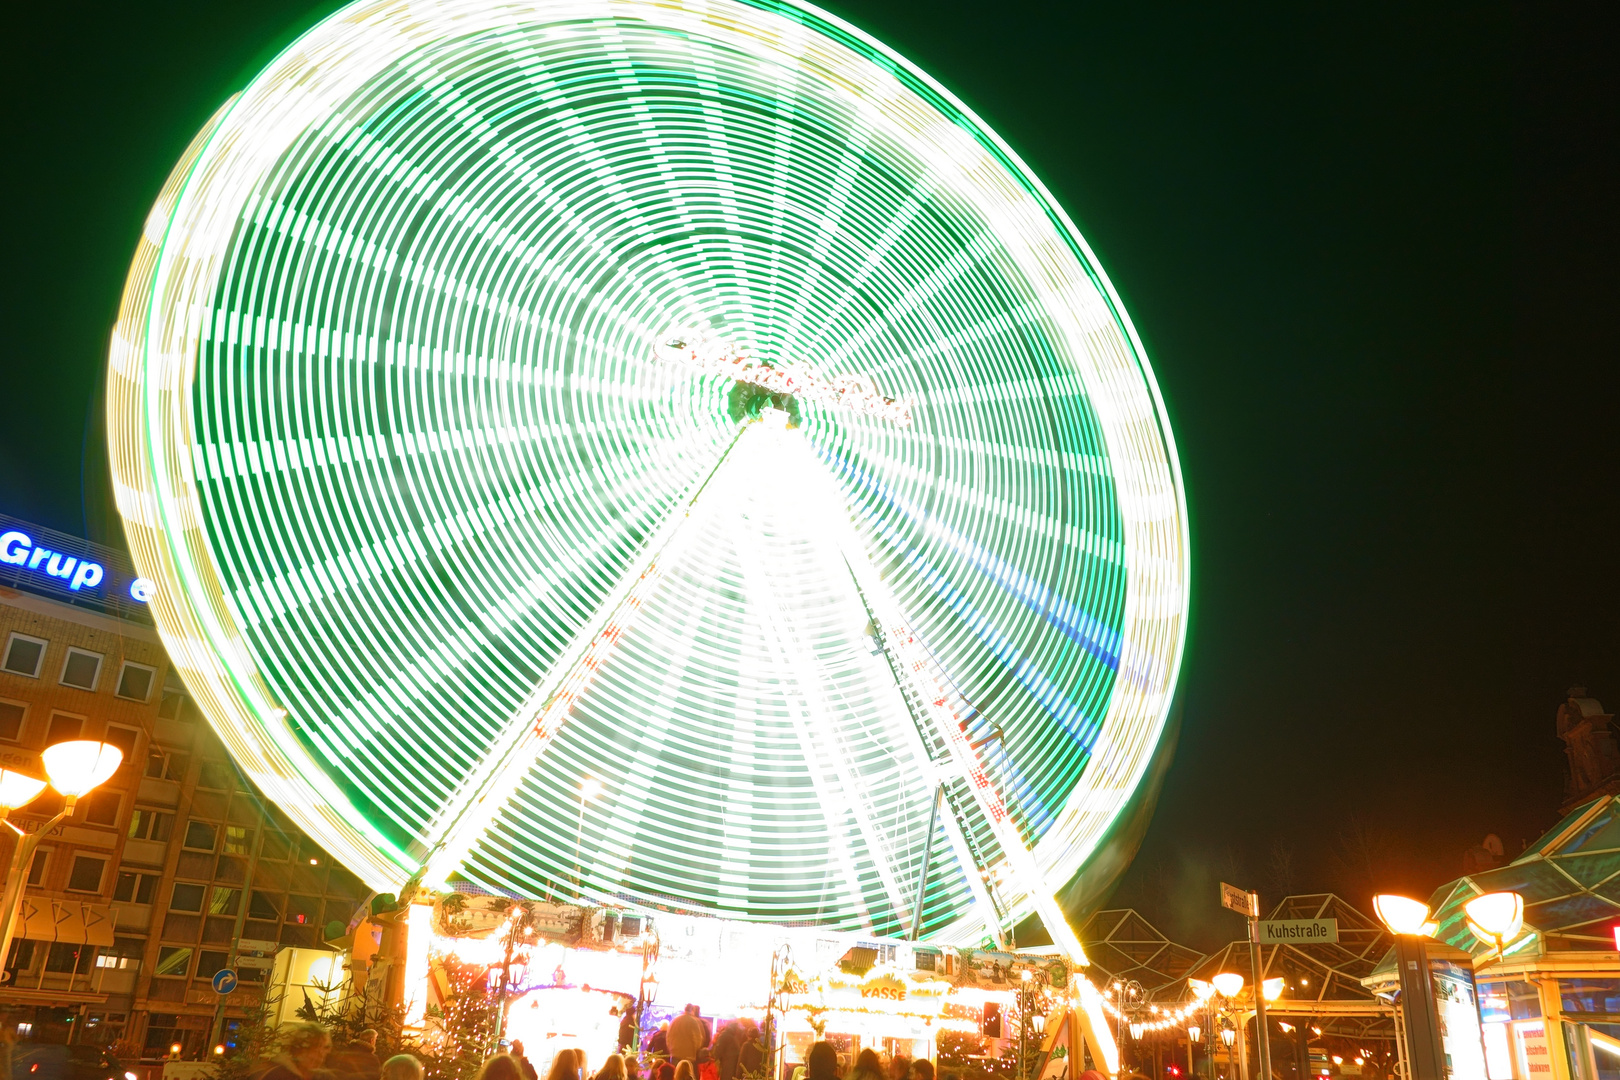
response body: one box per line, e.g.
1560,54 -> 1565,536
107,0 -> 1190,945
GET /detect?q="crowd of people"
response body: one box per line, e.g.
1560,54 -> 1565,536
252,1012 -> 933,1080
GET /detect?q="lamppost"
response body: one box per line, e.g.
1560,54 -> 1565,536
1019,968 -> 1034,1080
1189,978 -> 1216,1079
574,776 -> 603,898
1373,892 -> 1518,1080
0,741 -> 124,975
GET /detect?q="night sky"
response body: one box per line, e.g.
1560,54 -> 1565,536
3,2 -> 1610,950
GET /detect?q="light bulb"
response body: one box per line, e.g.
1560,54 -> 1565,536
1263,977 -> 1285,1001
42,741 -> 123,797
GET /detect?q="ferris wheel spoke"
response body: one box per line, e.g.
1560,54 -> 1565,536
780,429 -> 1089,959
417,423 -> 754,886
730,493 -> 915,933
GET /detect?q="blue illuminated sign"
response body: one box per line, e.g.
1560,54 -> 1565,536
0,527 -> 152,603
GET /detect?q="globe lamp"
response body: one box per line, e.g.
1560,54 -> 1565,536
0,769 -> 47,811
1212,972 -> 1245,997
1464,891 -> 1525,952
1220,1027 -> 1237,1048
1263,977 -> 1285,1001
1373,894 -> 1436,937
1189,978 -> 1214,1001
41,741 -> 123,798
1188,1025 -> 1202,1043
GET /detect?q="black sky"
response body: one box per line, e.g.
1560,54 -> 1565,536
2,2 -> 1612,951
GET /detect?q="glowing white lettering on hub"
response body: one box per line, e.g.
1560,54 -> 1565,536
654,329 -> 914,428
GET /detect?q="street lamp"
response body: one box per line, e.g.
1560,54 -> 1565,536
1212,972 -> 1245,998
1464,892 -> 1525,959
1371,893 -> 1453,1080
1373,895 -> 1437,938
0,741 -> 124,977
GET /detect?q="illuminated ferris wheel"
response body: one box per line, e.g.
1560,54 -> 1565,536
107,0 -> 1189,951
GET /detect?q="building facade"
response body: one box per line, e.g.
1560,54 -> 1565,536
0,514 -> 368,1061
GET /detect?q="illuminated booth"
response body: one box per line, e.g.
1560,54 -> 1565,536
363,893 -> 1099,1078
107,0 -> 1189,1069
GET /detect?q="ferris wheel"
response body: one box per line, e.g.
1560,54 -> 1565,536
107,0 -> 1189,952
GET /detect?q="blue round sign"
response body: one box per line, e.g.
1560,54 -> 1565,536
211,968 -> 238,995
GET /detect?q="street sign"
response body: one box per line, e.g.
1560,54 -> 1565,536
1258,918 -> 1339,945
211,968 -> 239,995
1221,882 -> 1257,917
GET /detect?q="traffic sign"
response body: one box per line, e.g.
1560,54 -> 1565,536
1258,918 -> 1339,945
1221,882 -> 1257,917
211,968 -> 239,995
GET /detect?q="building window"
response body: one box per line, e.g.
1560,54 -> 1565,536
153,947 -> 192,978
5,940 -> 37,974
59,647 -> 103,691
27,849 -> 48,886
115,661 -> 156,701
113,871 -> 159,904
84,789 -> 120,828
155,669 -> 196,722
143,1014 -> 179,1054
248,891 -> 281,920
93,938 -> 144,972
224,827 -> 251,856
169,883 -> 205,912
2,634 -> 46,678
198,762 -> 234,791
104,724 -> 139,758
287,895 -> 321,925
67,855 -> 106,893
45,942 -> 96,974
128,808 -> 173,842
259,832 -> 291,861
196,950 -> 229,981
208,887 -> 240,917
0,700 -> 24,741
183,821 -> 217,852
45,713 -> 84,744
145,747 -> 189,782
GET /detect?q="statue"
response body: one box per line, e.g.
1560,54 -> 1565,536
1557,687 -> 1620,810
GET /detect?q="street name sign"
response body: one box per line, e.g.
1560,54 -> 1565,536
1258,918 -> 1339,945
1221,882 -> 1257,917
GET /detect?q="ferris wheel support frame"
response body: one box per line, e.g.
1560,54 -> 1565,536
418,424 -> 752,887
785,432 -> 1090,962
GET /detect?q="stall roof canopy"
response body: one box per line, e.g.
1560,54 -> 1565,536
1188,894 -> 1392,1004
1424,794 -> 1620,961
1079,908 -> 1205,996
